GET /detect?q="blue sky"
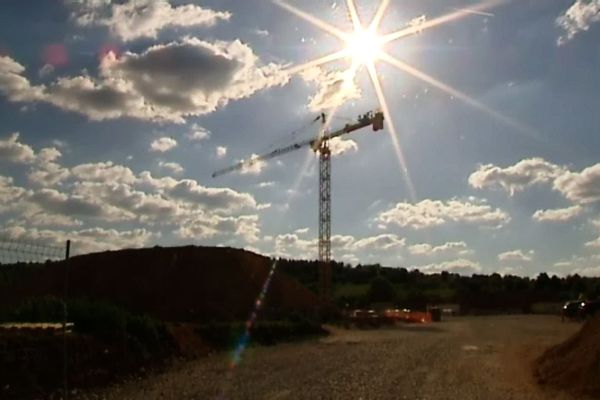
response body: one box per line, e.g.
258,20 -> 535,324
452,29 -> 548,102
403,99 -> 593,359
0,0 -> 599,276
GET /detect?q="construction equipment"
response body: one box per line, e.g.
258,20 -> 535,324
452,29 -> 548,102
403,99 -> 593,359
212,110 -> 385,303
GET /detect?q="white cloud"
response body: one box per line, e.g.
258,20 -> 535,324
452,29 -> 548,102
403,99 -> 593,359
216,146 -> 227,159
188,124 -> 211,142
553,164 -> 600,204
166,179 -> 257,213
498,249 -> 535,262
1,225 -> 156,255
408,241 -> 471,257
0,176 -> 27,213
302,66 -> 361,112
38,64 -> 55,78
0,133 -> 36,164
98,38 -> 288,122
68,0 -> 231,41
0,56 -> 44,103
271,232 -> 405,260
254,29 -> 270,37
0,134 -> 70,186
150,137 -> 177,153
532,205 -> 583,222
239,154 -> 266,175
412,259 -> 482,275
556,0 -> 600,45
258,181 -> 274,188
470,159 -> 600,206
328,137 -> 358,157
0,38 -> 288,123
71,161 -> 136,184
158,161 -> 184,175
177,214 -> 259,243
377,198 -> 510,229
351,234 -> 405,252
585,237 -> 600,248
468,158 -> 565,195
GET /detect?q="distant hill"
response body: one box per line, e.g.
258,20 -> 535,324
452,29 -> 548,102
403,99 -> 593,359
1,246 -> 319,322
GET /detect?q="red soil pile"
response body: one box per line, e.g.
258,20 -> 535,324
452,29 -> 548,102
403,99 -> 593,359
2,246 -> 319,322
534,315 -> 600,398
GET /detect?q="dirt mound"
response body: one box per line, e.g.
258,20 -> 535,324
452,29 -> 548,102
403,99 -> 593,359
534,315 -> 600,398
1,246 -> 319,322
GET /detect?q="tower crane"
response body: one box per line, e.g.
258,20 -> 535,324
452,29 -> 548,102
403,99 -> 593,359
212,110 -> 385,302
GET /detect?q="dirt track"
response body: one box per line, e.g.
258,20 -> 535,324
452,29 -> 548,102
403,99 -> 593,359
86,316 -> 583,400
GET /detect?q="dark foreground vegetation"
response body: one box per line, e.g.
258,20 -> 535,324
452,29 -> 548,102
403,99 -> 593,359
1,246 -> 599,398
0,246 -> 322,399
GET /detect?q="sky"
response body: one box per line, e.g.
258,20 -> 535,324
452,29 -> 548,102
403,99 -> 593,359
0,0 -> 599,277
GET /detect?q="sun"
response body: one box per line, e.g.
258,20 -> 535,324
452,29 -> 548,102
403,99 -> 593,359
274,0 -> 509,200
346,29 -> 383,66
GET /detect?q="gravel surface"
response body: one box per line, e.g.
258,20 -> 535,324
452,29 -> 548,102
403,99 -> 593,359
82,315 -> 582,400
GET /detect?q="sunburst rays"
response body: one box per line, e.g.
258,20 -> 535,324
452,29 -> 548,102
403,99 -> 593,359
275,0 -> 524,200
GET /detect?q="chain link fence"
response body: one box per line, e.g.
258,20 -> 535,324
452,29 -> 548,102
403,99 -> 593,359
0,237 -> 68,265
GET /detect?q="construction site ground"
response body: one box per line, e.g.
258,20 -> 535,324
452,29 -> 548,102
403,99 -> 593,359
81,315 -> 584,400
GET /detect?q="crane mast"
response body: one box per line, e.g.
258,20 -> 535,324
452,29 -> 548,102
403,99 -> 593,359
212,111 -> 385,303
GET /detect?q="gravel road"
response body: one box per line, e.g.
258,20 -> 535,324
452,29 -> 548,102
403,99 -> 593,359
86,315 -> 582,400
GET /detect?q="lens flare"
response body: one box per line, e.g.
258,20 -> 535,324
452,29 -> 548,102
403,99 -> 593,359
229,260 -> 278,370
43,44 -> 69,67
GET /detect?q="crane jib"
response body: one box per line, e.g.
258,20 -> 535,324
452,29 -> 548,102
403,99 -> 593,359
212,111 -> 384,178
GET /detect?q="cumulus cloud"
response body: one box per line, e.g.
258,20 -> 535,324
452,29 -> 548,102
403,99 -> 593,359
0,134 -> 69,186
167,179 -> 256,213
377,198 -> 510,229
177,214 -> 259,243
352,234 -> 406,252
408,241 -> 471,257
216,146 -> 227,159
412,259 -> 482,275
498,249 -> 534,262
258,181 -> 274,188
150,137 -> 177,153
0,38 -> 288,123
99,38 -> 288,122
556,0 -> 600,45
0,133 -> 36,164
1,134 -> 264,250
585,237 -> 600,248
0,176 -> 27,213
553,164 -> 600,204
68,0 -> 231,41
328,137 -> 358,156
272,232 -> 406,260
1,225 -> 156,255
158,161 -> 184,175
71,161 -> 136,184
468,158 -> 565,195
188,124 -> 211,142
470,158 -> 600,206
239,154 -> 267,175
0,56 -> 44,102
532,205 -> 583,222
302,66 -> 361,111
